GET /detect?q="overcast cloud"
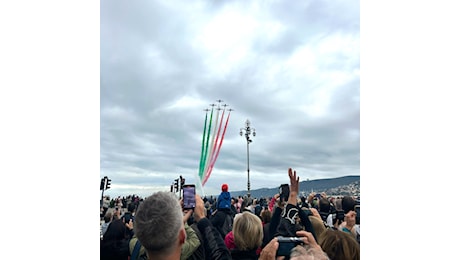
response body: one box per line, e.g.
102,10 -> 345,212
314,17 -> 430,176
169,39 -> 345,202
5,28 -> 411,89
100,0 -> 360,198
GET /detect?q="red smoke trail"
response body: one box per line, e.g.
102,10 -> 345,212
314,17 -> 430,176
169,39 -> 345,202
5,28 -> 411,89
207,107 -> 225,177
202,110 -> 231,186
202,108 -> 220,185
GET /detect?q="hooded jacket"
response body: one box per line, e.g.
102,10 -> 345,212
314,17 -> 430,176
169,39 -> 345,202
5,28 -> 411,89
217,191 -> 231,210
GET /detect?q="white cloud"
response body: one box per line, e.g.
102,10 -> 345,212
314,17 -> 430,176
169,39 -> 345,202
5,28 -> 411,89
100,0 -> 360,198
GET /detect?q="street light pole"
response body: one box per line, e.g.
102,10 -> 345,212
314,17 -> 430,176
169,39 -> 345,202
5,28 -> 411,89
240,119 -> 256,197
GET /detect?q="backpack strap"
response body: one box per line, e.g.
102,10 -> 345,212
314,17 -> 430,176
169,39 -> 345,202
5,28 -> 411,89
131,239 -> 142,260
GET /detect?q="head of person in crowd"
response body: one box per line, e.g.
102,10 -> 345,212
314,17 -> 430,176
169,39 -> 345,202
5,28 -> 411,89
341,196 -> 356,214
112,207 -> 121,220
232,211 -> 263,252
260,208 -> 271,225
218,183 -> 231,210
300,196 -> 309,208
102,218 -> 128,241
134,191 -> 186,259
334,198 -> 342,211
290,243 -> 329,260
224,213 -> 244,250
127,202 -> 136,213
123,202 -> 136,224
319,198 -> 331,214
311,198 -> 319,210
318,229 -> 360,260
101,211 -> 113,237
100,219 -> 131,259
329,196 -> 336,205
104,211 -> 112,224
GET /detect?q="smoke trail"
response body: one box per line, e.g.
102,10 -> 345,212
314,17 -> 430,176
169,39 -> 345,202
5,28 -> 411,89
198,111 -> 208,181
200,106 -> 214,182
207,107 -> 225,178
203,110 -> 231,186
202,107 -> 220,185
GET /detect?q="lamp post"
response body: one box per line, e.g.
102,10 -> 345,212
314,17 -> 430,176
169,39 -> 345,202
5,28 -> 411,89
240,119 -> 256,197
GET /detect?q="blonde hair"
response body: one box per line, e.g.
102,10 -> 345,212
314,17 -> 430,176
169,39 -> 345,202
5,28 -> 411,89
233,211 -> 263,251
319,229 -> 360,260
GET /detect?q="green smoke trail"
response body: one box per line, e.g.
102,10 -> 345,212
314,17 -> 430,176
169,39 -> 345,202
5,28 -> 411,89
199,106 -> 214,182
198,112 -> 208,181
203,108 -> 220,180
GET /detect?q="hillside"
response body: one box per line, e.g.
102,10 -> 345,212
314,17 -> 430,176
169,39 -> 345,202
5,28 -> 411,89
228,175 -> 360,198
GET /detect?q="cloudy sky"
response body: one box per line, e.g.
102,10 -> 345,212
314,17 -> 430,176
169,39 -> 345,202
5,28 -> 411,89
100,0 -> 360,198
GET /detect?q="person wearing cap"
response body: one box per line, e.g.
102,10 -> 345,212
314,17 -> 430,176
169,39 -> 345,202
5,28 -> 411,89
211,184 -> 235,239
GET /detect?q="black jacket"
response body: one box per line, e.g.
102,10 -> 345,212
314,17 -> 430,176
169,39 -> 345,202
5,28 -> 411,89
269,204 -> 317,241
211,208 -> 234,239
230,248 -> 258,260
196,217 -> 232,260
100,238 -> 130,260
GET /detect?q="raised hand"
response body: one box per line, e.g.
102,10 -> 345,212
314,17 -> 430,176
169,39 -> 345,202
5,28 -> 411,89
258,237 -> 280,260
183,209 -> 193,223
288,168 -> 299,194
288,168 -> 299,205
126,219 -> 134,230
295,230 -> 321,250
193,194 -> 206,222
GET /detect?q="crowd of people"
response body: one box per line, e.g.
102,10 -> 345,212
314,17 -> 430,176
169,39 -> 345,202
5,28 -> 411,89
100,168 -> 360,259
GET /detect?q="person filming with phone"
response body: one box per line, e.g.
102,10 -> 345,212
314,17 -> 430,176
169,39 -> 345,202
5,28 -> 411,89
133,189 -> 232,260
338,196 -> 360,243
260,168 -> 329,260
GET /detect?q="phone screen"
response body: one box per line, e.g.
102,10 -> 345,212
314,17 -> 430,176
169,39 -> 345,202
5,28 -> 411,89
182,185 -> 196,209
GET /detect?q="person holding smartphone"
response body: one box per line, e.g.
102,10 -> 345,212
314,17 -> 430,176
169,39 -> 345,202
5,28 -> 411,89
275,168 -> 316,240
338,196 -> 360,243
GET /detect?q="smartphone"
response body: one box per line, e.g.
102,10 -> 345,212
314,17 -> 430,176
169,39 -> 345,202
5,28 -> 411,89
354,205 -> 360,225
279,184 -> 290,202
182,184 -> 196,209
276,236 -> 304,256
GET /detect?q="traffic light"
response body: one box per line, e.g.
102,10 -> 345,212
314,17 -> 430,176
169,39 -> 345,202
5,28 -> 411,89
100,178 -> 105,190
174,179 -> 179,192
170,184 -> 174,192
105,177 -> 111,190
180,175 -> 185,190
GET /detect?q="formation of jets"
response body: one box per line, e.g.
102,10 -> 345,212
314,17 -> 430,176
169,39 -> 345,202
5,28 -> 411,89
203,99 -> 234,112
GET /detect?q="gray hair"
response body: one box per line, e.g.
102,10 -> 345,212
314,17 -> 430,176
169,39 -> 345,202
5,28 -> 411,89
134,191 -> 183,253
290,245 -> 330,260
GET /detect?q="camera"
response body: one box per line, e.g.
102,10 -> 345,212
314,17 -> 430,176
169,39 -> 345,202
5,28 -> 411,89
335,210 -> 345,222
276,236 -> 304,256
